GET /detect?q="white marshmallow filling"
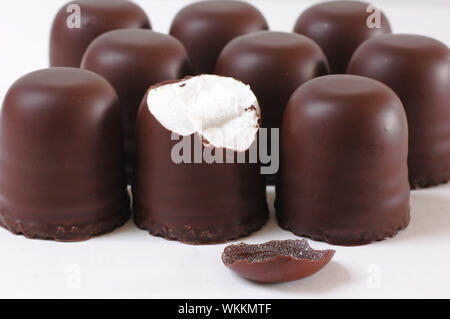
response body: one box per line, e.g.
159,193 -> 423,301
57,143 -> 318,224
146,74 -> 260,152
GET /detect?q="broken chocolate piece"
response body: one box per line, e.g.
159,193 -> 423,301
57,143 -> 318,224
222,239 -> 335,283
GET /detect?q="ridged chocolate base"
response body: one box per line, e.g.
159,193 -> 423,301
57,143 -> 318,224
410,176 -> 450,190
135,212 -> 268,245
0,205 -> 130,242
276,209 -> 410,246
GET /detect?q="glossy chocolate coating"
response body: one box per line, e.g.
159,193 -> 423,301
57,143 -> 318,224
170,0 -> 268,74
348,34 -> 450,189
293,0 -> 391,74
50,0 -> 150,67
0,68 -> 130,241
81,29 -> 192,182
215,31 -> 329,183
276,75 -> 410,246
133,84 -> 268,244
222,239 -> 335,283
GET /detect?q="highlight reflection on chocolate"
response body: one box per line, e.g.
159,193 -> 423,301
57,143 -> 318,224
293,0 -> 391,74
0,68 -> 130,241
215,31 -> 329,184
133,75 -> 268,244
50,0 -> 151,67
81,29 -> 192,182
276,75 -> 410,246
348,34 -> 450,189
170,0 -> 268,74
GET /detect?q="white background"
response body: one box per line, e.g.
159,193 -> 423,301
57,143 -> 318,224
0,0 -> 449,299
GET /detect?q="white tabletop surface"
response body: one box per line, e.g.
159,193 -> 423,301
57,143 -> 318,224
0,0 -> 449,299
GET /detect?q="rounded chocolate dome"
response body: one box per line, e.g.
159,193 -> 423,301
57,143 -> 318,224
81,29 -> 192,182
348,34 -> 450,188
293,0 -> 391,74
170,0 -> 268,74
276,74 -> 410,245
215,31 -> 329,183
50,0 -> 151,67
0,68 -> 130,241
